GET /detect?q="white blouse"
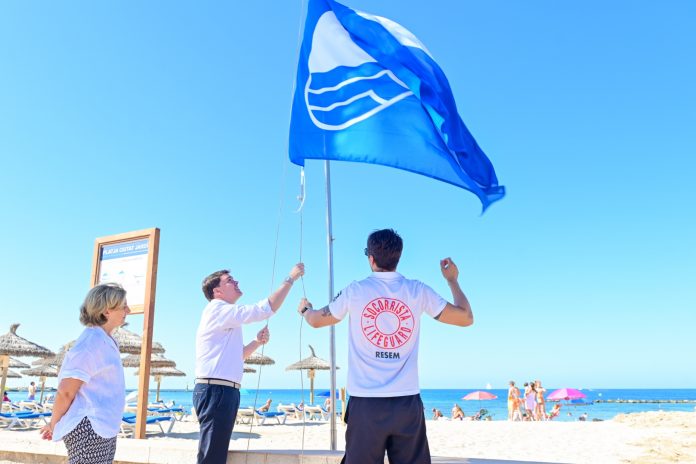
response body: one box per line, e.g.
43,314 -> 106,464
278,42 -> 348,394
53,326 -> 125,440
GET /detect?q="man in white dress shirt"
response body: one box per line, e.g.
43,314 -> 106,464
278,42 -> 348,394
194,263 -> 304,464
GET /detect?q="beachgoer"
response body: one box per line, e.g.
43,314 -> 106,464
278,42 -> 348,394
39,283 -> 130,464
547,403 -> 561,420
323,396 -> 332,412
508,380 -> 522,421
194,263 -> 304,464
451,404 -> 465,420
259,398 -> 272,412
2,391 -> 9,402
579,412 -> 588,421
299,229 -> 473,464
535,380 -> 547,420
431,408 -> 444,420
524,381 -> 537,421
27,381 -> 36,401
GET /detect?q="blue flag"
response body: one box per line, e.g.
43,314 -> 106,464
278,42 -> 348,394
289,0 -> 505,210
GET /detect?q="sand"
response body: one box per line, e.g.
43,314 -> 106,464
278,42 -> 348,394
1,411 -> 694,463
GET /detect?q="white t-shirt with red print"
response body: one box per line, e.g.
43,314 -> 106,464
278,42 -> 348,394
329,271 -> 447,397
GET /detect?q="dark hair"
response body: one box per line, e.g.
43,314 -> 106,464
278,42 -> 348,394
202,270 -> 229,301
366,229 -> 402,271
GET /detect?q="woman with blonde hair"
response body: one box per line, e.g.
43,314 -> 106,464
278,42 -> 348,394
40,283 -> 130,464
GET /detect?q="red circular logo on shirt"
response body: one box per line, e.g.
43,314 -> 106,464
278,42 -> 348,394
361,298 -> 414,349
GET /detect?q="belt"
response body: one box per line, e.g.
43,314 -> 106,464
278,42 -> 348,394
195,378 -> 241,389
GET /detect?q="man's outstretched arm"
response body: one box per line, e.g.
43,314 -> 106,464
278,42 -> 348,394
434,258 -> 474,327
297,298 -> 340,328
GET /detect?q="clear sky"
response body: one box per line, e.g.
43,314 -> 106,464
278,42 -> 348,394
1,0 -> 694,391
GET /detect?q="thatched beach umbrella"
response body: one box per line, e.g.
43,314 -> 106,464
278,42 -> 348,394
285,345 -> 339,404
1,368 -> 22,379
122,353 -> 176,369
21,365 -> 59,403
244,352 -> 275,366
134,366 -> 186,402
8,357 -> 30,369
112,326 -> 165,355
32,342 -> 75,368
244,367 -> 257,374
0,324 -> 54,400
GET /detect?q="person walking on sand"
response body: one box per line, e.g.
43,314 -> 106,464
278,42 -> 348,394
524,381 -> 537,421
39,283 -> 130,464
194,263 -> 304,464
299,229 -> 473,464
535,379 -> 547,421
508,381 -> 522,421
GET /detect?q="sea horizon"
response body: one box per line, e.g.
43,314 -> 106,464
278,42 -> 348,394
7,387 -> 696,423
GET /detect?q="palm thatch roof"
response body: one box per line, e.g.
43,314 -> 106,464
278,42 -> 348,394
285,345 -> 338,371
244,367 -> 256,373
0,324 -> 54,358
244,352 -> 275,366
8,357 -> 29,369
111,326 -> 165,355
134,366 -> 186,377
122,353 -> 176,369
0,368 -> 22,379
32,342 -> 75,368
21,365 -> 59,378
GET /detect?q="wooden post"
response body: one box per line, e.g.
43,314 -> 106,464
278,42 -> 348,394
0,355 -> 9,400
39,376 -> 46,404
155,376 -> 162,403
340,387 -> 346,422
308,369 -> 315,405
135,228 -> 159,439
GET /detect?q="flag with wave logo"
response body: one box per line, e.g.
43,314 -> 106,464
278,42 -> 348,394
289,0 -> 505,210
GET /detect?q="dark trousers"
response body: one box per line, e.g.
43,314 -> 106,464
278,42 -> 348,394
193,383 -> 240,464
341,394 -> 430,464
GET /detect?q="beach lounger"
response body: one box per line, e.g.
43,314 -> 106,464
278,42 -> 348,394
276,403 -> 303,420
120,413 -> 175,438
147,406 -> 187,421
304,405 -> 330,421
254,409 -> 286,425
0,411 -> 52,430
235,407 -> 255,425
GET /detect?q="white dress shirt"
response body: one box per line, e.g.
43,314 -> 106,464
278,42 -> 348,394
53,326 -> 125,440
195,298 -> 273,383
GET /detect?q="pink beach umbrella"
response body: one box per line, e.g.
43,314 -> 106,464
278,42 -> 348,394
546,388 -> 586,402
462,390 -> 497,413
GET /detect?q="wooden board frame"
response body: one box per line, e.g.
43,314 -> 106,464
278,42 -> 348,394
91,228 -> 160,439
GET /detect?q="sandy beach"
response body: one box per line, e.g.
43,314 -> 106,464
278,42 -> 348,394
1,411 -> 694,463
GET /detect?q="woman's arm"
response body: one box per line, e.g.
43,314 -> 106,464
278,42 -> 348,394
39,378 -> 84,440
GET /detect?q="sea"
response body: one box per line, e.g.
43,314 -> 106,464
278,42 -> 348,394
9,388 -> 695,422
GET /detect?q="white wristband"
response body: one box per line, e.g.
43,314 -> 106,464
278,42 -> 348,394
284,276 -> 294,285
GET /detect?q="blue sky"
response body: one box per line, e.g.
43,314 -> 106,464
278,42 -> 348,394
1,0 -> 694,391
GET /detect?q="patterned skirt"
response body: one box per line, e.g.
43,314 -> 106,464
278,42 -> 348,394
63,416 -> 117,464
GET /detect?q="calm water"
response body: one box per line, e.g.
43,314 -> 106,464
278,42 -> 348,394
11,388 -> 694,422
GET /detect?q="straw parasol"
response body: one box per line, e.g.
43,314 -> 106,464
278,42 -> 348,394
111,326 -> 165,355
122,353 -> 176,369
244,352 -> 275,366
1,368 -> 22,379
8,357 -> 30,369
285,345 -> 339,404
0,324 -> 55,400
134,366 -> 186,402
21,365 -> 59,403
244,367 -> 257,373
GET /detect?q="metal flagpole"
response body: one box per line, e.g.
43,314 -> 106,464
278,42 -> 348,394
324,160 -> 337,450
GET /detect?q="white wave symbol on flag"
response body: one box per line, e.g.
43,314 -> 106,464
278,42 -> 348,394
305,69 -> 413,131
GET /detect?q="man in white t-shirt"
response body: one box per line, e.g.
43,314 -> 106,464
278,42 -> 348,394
299,229 -> 473,464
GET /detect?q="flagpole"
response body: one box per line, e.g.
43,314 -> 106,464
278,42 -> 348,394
324,160 -> 337,450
